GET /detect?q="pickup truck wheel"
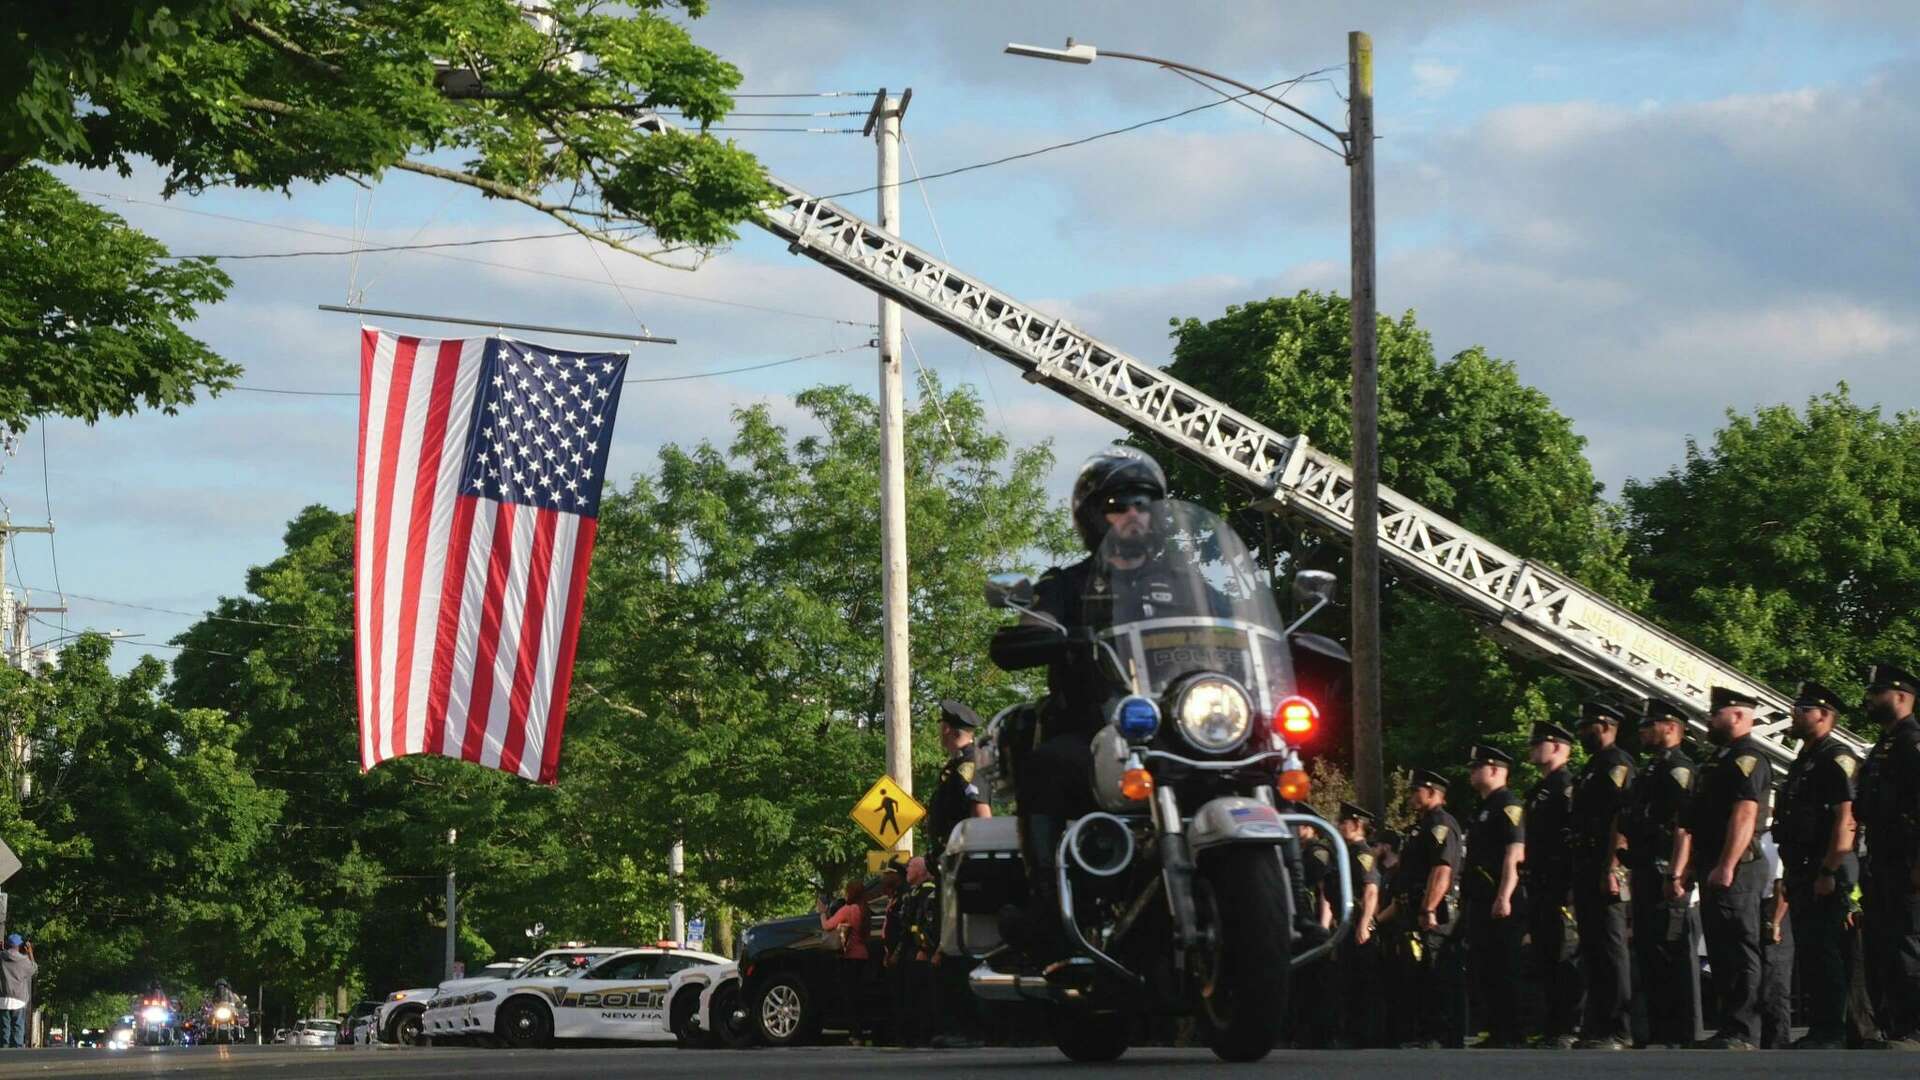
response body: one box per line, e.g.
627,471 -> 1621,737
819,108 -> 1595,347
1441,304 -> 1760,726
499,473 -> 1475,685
753,973 -> 817,1047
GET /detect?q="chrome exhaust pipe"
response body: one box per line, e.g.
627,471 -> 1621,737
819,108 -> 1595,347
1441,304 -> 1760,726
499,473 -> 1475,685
969,963 -> 1060,1002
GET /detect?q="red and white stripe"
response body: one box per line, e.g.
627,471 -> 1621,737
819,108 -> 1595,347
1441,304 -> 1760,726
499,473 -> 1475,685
355,329 -> 595,783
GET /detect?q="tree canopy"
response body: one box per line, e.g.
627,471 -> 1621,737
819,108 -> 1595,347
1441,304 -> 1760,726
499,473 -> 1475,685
1160,291 -> 1645,778
1622,385 -> 1920,704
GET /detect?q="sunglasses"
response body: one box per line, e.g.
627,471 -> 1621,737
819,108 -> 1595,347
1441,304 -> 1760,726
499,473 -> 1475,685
1103,492 -> 1156,514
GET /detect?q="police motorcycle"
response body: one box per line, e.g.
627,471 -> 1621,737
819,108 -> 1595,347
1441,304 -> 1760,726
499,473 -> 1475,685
133,988 -> 178,1046
949,498 -> 1352,1063
201,988 -> 250,1045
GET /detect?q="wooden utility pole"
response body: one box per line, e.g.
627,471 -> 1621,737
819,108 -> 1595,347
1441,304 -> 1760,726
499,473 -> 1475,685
1347,32 -> 1383,815
867,88 -> 914,854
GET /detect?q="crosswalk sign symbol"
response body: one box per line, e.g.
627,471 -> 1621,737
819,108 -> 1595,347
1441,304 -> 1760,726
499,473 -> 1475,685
850,775 -> 925,848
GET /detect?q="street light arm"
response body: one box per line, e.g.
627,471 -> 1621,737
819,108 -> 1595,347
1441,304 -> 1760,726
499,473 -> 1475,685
1006,41 -> 1348,150
1096,49 -> 1350,150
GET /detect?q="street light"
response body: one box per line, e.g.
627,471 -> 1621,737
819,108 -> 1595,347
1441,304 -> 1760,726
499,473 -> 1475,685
1004,34 -> 1385,816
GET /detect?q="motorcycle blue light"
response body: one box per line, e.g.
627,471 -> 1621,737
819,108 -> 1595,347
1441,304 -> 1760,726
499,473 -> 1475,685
1112,695 -> 1160,740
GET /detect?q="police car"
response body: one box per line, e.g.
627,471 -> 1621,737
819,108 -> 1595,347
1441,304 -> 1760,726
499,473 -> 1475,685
664,961 -> 752,1049
424,944 -> 727,1048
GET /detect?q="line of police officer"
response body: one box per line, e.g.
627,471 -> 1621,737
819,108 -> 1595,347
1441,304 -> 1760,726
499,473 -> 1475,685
1314,663 -> 1920,1050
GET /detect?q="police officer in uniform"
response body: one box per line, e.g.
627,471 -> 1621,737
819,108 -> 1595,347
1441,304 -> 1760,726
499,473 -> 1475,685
1330,802 -> 1383,1048
1570,701 -> 1634,1049
1524,720 -> 1583,1047
988,447 -> 1179,952
925,699 -> 991,872
898,857 -> 939,1047
1856,662 -> 1920,1049
1774,681 -> 1860,1049
1616,696 -> 1698,1047
1675,685 -> 1773,1049
878,855 -> 911,1043
922,700 -> 990,1049
1463,744 -> 1526,1048
1378,768 -> 1466,1048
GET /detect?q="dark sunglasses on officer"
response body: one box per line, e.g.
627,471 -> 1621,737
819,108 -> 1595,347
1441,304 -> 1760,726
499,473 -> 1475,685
1103,490 -> 1155,515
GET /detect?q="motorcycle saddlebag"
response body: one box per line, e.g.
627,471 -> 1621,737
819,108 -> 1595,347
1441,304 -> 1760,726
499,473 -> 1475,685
939,817 -> 1026,956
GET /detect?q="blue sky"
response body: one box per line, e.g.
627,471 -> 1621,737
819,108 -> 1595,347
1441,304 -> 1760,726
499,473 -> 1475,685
12,1 -> 1918,671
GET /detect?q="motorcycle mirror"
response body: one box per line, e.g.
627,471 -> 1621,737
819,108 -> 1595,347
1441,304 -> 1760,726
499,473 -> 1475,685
1291,569 -> 1337,609
984,572 -> 1036,610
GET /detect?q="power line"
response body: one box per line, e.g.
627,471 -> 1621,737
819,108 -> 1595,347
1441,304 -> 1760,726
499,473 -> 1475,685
75,190 -> 873,328
26,586 -> 348,634
162,230 -> 579,261
228,343 -> 869,397
731,91 -> 878,99
819,65 -> 1343,201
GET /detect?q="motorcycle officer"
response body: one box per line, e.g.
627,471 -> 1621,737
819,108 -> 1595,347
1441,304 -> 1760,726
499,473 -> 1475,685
208,978 -> 240,1006
988,446 -> 1194,955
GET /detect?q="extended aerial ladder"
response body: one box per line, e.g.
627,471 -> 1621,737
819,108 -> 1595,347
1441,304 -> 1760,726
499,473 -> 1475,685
636,114 -> 1861,770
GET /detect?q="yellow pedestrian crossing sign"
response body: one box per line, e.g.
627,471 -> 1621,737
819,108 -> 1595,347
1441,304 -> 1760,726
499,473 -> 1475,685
851,775 -> 924,848
865,851 -> 895,875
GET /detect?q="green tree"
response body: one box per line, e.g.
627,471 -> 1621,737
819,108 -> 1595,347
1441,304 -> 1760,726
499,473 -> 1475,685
0,166 -> 236,434
1621,385 -> 1920,704
568,380 -> 1067,929
0,635 -> 281,1013
1160,291 -> 1644,771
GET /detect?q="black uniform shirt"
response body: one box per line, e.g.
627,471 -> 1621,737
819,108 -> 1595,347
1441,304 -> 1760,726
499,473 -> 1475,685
1351,842 -> 1382,894
1396,806 -> 1465,913
1858,714 -> 1920,867
1775,732 -> 1859,878
1620,746 -> 1694,873
926,743 -> 986,860
1525,765 -> 1576,890
902,879 -> 939,956
1465,786 -> 1525,901
1570,744 -> 1635,869
1686,733 -> 1773,876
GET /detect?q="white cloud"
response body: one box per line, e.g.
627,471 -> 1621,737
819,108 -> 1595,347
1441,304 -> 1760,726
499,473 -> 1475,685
1412,61 -> 1462,98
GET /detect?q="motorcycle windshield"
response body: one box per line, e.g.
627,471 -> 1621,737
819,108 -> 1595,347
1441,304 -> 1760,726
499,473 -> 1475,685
1095,498 -> 1293,712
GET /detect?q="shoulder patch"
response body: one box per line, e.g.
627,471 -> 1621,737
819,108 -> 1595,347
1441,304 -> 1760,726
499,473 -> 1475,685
1503,804 -> 1524,827
1670,766 -> 1692,790
1736,755 -> 1759,777
1431,824 -> 1450,844
1609,764 -> 1629,788
1837,754 -> 1857,778
1358,852 -> 1375,872
1311,846 -> 1331,865
957,761 -> 975,782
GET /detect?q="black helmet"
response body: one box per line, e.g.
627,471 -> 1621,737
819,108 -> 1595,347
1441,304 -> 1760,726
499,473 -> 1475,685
214,978 -> 229,990
1070,446 -> 1167,553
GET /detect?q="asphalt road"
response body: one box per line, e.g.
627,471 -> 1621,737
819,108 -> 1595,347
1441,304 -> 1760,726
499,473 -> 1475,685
0,1045 -> 1916,1079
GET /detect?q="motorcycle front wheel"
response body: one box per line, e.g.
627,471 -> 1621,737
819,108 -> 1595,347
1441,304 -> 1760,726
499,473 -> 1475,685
1194,845 -> 1292,1062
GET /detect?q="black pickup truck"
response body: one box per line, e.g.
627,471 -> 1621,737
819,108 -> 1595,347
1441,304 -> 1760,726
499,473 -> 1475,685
737,890 -> 897,1047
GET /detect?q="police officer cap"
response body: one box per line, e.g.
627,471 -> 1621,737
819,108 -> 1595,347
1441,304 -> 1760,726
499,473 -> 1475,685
1467,743 -> 1513,768
1640,697 -> 1687,727
1709,685 -> 1761,713
1409,767 -> 1449,792
1579,700 -> 1626,727
1529,720 -> 1575,745
1374,827 -> 1404,852
1865,662 -> 1920,696
1793,681 -> 1844,713
1338,801 -> 1375,823
938,699 -> 983,730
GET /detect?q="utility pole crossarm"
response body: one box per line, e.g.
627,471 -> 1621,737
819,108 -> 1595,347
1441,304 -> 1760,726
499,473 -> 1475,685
738,164 -> 1841,770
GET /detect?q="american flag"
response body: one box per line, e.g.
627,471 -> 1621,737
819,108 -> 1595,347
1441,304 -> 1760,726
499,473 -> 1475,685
355,330 -> 627,783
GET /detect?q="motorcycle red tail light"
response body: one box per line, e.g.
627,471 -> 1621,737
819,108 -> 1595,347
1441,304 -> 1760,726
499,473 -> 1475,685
1275,695 -> 1317,736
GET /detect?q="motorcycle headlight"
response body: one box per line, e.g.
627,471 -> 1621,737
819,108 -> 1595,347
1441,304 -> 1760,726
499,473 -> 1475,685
214,1006 -> 233,1021
1173,676 -> 1253,753
141,1006 -> 168,1023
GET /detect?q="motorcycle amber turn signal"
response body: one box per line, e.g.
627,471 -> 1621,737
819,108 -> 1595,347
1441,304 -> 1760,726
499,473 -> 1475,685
1120,767 -> 1154,801
1277,769 -> 1311,801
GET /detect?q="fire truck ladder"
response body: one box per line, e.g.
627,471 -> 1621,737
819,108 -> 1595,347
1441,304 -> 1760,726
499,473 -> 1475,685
649,117 -> 1855,768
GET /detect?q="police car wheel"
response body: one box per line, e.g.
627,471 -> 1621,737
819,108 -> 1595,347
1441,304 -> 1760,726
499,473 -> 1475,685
495,998 -> 553,1050
712,985 -> 755,1049
1193,846 -> 1289,1063
754,974 -> 815,1047
392,1011 -> 423,1046
670,989 -> 708,1049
